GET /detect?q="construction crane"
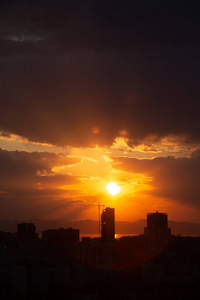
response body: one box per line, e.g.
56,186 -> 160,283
94,202 -> 105,237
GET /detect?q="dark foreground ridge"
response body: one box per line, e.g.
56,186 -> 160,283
0,210 -> 199,300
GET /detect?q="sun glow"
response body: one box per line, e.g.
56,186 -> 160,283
106,182 -> 121,195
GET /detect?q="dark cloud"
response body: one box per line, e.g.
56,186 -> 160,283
191,149 -> 200,157
112,155 -> 200,209
0,149 -> 81,218
0,149 -> 80,176
0,148 -> 104,219
0,1 -> 200,147
0,131 -> 11,138
0,195 -> 86,220
1,0 -> 199,51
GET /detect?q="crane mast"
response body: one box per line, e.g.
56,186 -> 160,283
98,202 -> 104,237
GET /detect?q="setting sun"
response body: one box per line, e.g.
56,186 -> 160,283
106,182 -> 121,195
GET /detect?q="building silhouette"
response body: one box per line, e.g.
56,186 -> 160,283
42,227 -> 79,244
17,223 -> 37,241
144,211 -> 171,252
101,207 -> 115,240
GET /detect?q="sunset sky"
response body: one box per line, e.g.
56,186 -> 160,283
0,0 -> 200,223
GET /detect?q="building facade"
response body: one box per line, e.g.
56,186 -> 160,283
42,227 -> 79,244
101,207 -> 115,240
145,211 -> 171,252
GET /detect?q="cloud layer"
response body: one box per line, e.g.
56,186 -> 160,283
0,149 -> 81,218
0,1 -> 200,147
112,154 -> 200,210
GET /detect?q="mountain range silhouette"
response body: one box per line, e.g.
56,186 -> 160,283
0,219 -> 200,237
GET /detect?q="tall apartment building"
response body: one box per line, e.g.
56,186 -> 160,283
101,207 -> 115,240
144,211 -> 171,252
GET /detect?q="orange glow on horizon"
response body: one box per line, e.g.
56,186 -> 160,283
1,135 -> 196,223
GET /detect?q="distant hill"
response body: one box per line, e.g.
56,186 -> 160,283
168,221 -> 200,237
0,219 -> 200,237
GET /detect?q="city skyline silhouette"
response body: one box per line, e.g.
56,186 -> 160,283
0,207 -> 199,299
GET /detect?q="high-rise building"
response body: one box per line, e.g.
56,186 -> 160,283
144,211 -> 171,252
101,207 -> 115,240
